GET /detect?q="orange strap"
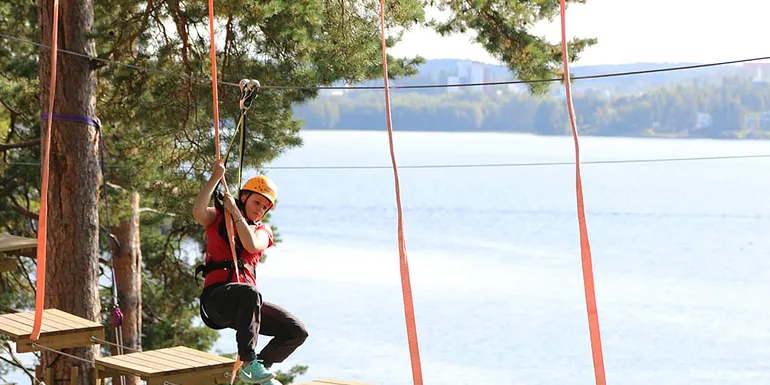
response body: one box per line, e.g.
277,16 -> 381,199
205,0 -> 243,381
377,2 -> 423,385
31,0 -> 61,342
205,0 -> 239,285
558,2 -> 607,384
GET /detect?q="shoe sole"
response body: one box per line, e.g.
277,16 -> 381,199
239,372 -> 276,384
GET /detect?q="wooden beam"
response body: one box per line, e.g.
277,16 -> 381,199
0,233 -> 37,258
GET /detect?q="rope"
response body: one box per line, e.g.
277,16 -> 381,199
31,0 -> 61,343
14,339 -> 232,385
1,32 -> 769,90
202,0 -> 243,382
204,0 -> 240,289
377,2 -> 423,385
31,343 -> 94,365
89,336 -> 141,353
1,343 -> 44,385
214,80 -> 259,193
237,111 -> 246,188
5,153 -> 770,170
559,2 -> 607,385
235,153 -> 770,170
6,338 -> 147,370
95,121 -> 120,309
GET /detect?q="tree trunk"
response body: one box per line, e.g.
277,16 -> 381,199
38,0 -> 100,384
112,191 -> 142,385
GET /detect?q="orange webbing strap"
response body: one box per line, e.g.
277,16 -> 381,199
377,1 -> 424,385
31,0 -> 61,342
204,0 -> 243,381
558,1 -> 607,384
204,0 -> 240,287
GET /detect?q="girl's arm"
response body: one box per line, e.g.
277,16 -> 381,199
234,218 -> 271,254
222,194 -> 271,253
192,161 -> 225,227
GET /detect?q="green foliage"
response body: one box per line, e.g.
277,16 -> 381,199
295,76 -> 770,138
0,0 -> 46,333
428,0 -> 597,94
274,364 -> 310,385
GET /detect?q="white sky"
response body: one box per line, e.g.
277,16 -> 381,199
389,0 -> 770,66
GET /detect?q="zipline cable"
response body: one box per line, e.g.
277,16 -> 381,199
1,32 -> 768,90
4,153 -> 770,170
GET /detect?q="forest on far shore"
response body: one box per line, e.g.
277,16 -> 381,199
293,60 -> 770,139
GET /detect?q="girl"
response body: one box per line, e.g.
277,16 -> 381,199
193,160 -> 309,384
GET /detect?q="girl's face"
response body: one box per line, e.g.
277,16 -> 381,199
241,193 -> 272,222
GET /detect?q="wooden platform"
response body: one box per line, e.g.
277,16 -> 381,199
295,380 -> 375,385
0,308 -> 105,353
94,346 -> 237,385
0,233 -> 37,272
0,233 -> 37,256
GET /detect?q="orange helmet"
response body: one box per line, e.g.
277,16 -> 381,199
240,175 -> 277,208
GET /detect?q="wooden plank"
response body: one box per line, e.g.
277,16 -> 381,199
98,354 -> 171,376
94,346 -> 236,380
0,316 -> 28,337
143,367 -> 231,385
139,347 -> 229,372
17,329 -> 104,354
0,233 -> 37,257
164,346 -> 235,365
96,349 -> 197,377
45,308 -> 103,328
0,308 -> 105,353
139,350 -> 202,371
5,312 -> 70,332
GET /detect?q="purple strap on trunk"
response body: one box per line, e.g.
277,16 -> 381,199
40,112 -> 101,129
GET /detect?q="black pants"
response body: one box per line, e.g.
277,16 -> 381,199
200,282 -> 309,366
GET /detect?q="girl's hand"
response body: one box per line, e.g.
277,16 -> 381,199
223,191 -> 241,217
211,160 -> 226,181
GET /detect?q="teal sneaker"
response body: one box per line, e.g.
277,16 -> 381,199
239,360 -> 275,384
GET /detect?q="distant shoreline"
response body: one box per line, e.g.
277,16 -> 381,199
300,127 -> 768,141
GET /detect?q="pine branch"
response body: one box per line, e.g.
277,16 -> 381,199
7,196 -> 39,221
1,342 -> 37,385
0,138 -> 40,151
